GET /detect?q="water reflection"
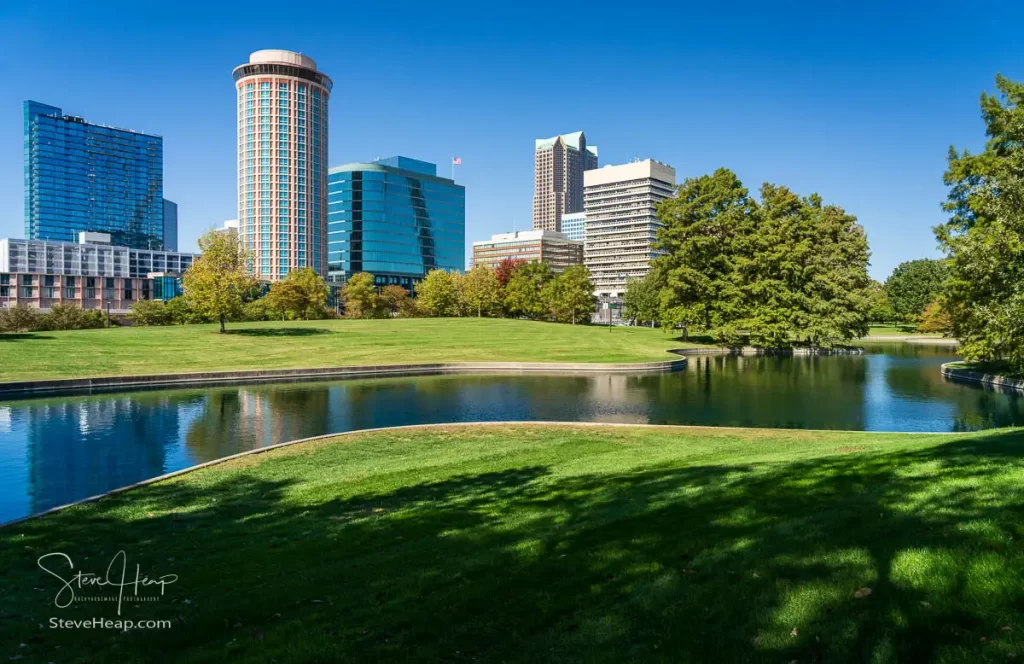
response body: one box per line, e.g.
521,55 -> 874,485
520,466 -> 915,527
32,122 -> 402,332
1,343 -> 1021,522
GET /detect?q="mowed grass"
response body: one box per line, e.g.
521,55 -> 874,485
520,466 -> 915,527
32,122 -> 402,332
4,423 -> 1024,662
862,324 -> 940,337
0,318 -> 702,382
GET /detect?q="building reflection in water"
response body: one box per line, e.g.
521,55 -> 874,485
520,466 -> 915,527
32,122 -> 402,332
2,343 -> 1023,523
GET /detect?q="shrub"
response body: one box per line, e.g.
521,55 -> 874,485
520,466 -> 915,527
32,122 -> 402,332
0,304 -> 42,333
40,303 -> 87,330
130,299 -> 173,326
82,309 -> 107,329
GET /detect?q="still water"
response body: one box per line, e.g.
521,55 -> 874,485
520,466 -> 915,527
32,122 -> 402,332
1,343 -> 1021,522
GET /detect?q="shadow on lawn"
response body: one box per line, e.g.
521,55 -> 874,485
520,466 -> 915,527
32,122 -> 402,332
0,333 -> 54,341
4,431 -> 1024,662
225,327 -> 332,337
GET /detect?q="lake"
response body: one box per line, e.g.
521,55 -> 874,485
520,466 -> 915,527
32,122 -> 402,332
1,342 -> 1020,523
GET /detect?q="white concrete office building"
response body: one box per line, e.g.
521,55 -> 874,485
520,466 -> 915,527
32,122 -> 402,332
583,159 -> 676,299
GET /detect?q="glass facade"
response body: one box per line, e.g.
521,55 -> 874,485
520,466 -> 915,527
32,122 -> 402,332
560,212 -> 586,242
24,101 -> 165,249
162,199 -> 178,251
328,157 -> 465,289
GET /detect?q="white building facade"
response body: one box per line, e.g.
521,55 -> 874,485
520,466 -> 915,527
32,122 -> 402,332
583,160 -> 676,300
0,234 -> 196,279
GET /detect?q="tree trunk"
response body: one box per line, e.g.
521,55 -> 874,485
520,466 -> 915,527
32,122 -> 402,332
219,313 -> 226,334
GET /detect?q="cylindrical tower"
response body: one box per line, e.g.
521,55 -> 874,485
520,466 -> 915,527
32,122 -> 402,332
233,49 -> 332,280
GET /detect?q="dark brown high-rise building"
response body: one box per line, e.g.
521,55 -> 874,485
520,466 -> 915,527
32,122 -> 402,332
532,131 -> 597,232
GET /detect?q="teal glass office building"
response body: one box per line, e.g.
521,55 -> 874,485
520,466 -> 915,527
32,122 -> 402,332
24,101 -> 166,250
328,157 -> 465,289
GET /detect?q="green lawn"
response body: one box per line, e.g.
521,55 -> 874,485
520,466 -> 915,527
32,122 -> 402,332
861,324 -> 939,337
3,423 -> 1024,662
0,319 -> 703,383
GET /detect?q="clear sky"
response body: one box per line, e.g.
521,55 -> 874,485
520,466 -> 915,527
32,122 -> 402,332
1,0 -> 1021,280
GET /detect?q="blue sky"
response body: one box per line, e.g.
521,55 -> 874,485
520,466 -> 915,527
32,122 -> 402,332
0,1 -> 1021,280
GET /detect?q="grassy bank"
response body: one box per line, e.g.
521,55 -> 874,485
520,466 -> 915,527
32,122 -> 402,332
0,318 -> 704,383
860,324 -> 940,338
3,423 -> 1024,662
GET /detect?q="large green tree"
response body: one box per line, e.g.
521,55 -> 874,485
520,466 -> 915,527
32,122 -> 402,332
267,268 -> 328,320
379,285 -> 412,318
937,75 -> 1024,371
623,271 -> 662,327
790,195 -> 871,346
182,230 -> 256,333
504,262 -> 554,319
416,269 -> 460,317
866,280 -> 897,324
460,265 -> 501,317
884,259 -> 949,323
654,170 -> 871,347
735,183 -> 806,348
654,168 -> 751,342
543,265 -> 596,324
341,272 -> 379,319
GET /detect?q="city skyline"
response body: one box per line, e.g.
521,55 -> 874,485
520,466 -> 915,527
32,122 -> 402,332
1,2 -> 1023,280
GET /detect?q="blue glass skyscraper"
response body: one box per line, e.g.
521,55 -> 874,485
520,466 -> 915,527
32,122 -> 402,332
328,157 -> 465,289
24,101 -> 165,250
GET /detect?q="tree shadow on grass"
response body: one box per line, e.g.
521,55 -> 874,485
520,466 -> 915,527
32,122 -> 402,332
4,430 -> 1024,662
225,327 -> 332,337
0,333 -> 55,341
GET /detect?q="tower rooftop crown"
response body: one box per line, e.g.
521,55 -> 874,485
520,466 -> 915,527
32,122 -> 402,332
248,49 -> 317,70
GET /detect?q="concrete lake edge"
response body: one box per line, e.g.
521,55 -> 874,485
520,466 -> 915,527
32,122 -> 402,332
0,338 -> 962,397
941,362 -> 1024,393
0,357 -> 690,397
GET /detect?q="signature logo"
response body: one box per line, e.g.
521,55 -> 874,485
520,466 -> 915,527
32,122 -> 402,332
37,551 -> 179,615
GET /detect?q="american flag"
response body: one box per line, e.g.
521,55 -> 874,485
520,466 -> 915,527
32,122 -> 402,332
452,157 -> 462,165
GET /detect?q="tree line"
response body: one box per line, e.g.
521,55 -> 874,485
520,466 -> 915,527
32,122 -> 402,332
866,258 -> 950,332
129,231 -> 599,330
341,261 -> 596,324
624,170 -> 873,348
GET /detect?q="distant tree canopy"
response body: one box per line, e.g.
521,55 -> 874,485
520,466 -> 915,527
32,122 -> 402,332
937,74 -> 1024,372
653,168 -> 871,347
883,259 -> 949,323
